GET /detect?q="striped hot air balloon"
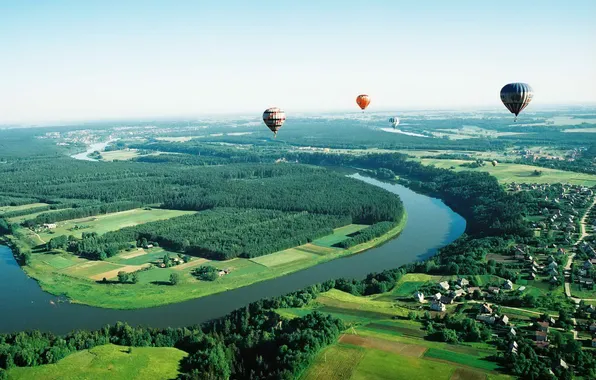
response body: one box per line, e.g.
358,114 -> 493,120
356,94 -> 371,111
262,107 -> 286,137
389,117 -> 400,129
500,83 -> 534,121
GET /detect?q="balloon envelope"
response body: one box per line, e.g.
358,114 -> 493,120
262,107 -> 286,136
492,160 -> 498,167
389,117 -> 400,128
356,94 -> 371,110
500,83 -> 533,118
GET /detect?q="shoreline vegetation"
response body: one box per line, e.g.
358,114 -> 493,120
1,211 -> 408,310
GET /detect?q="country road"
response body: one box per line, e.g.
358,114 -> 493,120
564,196 -> 596,301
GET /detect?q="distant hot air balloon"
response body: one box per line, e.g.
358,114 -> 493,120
389,117 -> 400,129
356,94 -> 371,111
492,160 -> 498,167
500,83 -> 534,121
262,107 -> 286,137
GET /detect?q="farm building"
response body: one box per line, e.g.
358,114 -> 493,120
439,281 -> 450,291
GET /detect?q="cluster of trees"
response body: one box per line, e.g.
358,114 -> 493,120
336,221 -> 396,248
193,266 -> 219,281
501,335 -> 596,379
420,312 -> 492,344
71,208 -> 351,260
0,196 -> 41,208
0,303 -> 343,380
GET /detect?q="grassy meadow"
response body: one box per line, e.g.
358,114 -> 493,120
8,344 -> 186,380
99,149 -> 141,161
37,208 -> 195,242
0,202 -> 48,215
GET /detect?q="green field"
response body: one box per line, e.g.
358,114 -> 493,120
0,202 -> 48,215
22,218 -> 407,309
8,344 -> 187,380
418,158 -> 596,186
250,248 -> 319,267
312,224 -> 369,247
37,208 -> 195,242
302,342 -> 508,380
570,283 -> 596,299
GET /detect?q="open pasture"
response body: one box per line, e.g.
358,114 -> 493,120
419,158 -> 596,186
7,344 -> 187,380
250,248 -> 319,267
303,341 -> 507,380
61,261 -> 123,279
108,249 -> 168,266
99,149 -> 140,161
0,202 -> 48,215
312,224 -> 369,247
89,264 -> 151,281
37,208 -> 195,241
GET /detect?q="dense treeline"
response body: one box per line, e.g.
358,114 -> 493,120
130,140 -> 529,240
0,196 -> 41,207
336,221 -> 396,248
162,172 -> 402,224
0,302 -> 343,380
72,208 -> 351,260
0,158 -> 403,225
21,201 -> 142,227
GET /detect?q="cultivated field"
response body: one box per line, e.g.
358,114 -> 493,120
37,208 -> 195,241
419,158 -> 596,186
8,344 -> 187,380
312,224 -> 369,247
0,202 -> 48,215
99,149 -> 141,161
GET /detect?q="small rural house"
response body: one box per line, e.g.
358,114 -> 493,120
480,303 -> 493,314
439,281 -> 450,291
413,291 -> 424,303
476,314 -> 496,325
431,302 -> 446,312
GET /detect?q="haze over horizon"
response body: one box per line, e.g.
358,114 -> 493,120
1,0 -> 595,124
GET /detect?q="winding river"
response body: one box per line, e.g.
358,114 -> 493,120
0,174 -> 465,334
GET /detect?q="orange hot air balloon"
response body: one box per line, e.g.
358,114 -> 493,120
356,94 -> 370,111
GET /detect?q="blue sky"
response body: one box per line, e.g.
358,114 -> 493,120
0,0 -> 595,123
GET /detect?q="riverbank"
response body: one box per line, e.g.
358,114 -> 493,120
18,214 -> 407,310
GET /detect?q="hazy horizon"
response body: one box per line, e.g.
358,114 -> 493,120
1,0 -> 595,124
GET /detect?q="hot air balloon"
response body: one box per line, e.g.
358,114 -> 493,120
389,117 -> 400,129
500,83 -> 533,121
492,160 -> 498,167
262,107 -> 286,137
356,94 -> 370,111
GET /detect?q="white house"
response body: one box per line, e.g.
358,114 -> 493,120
413,291 -> 425,303
439,281 -> 450,291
